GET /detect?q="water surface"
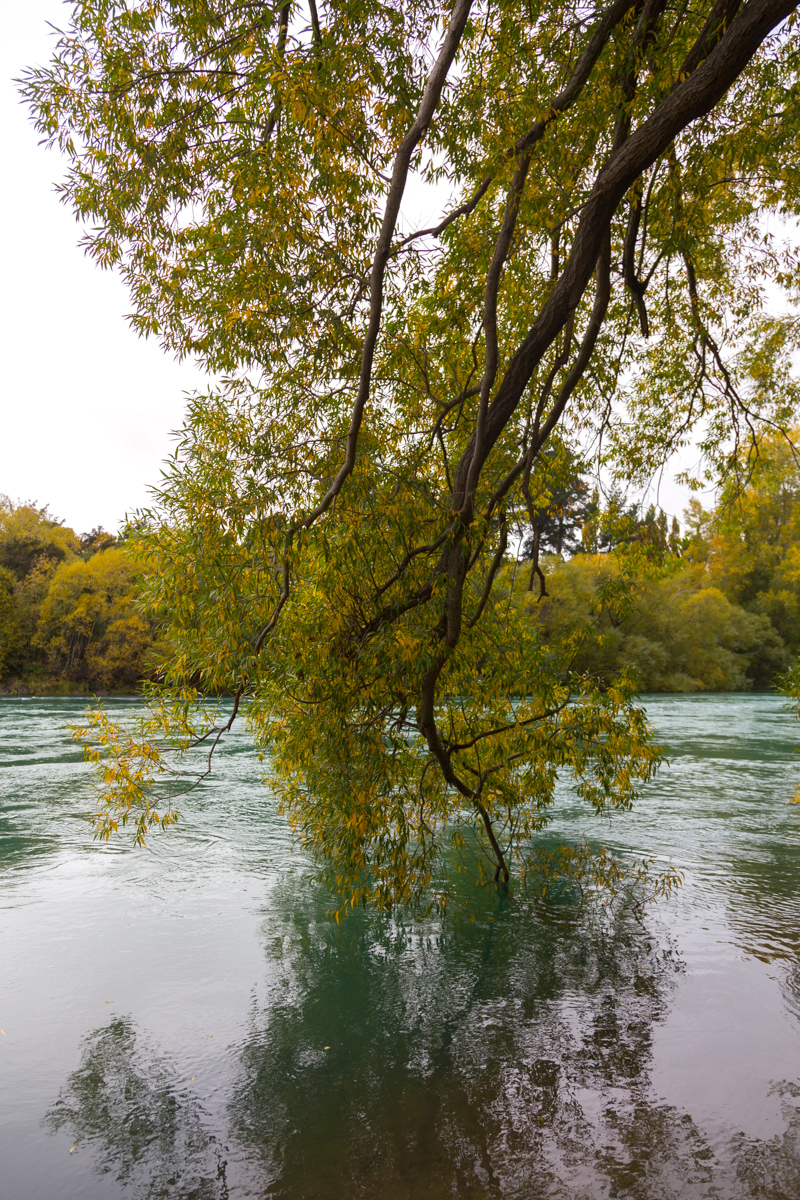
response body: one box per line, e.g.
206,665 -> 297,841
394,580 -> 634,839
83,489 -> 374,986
2,694 -> 800,1199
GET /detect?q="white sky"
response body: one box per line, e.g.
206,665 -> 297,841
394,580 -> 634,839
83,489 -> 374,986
2,1 -> 698,538
1,0 -> 209,536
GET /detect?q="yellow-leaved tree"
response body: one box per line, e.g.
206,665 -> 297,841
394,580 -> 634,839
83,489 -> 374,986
0,496 -> 82,680
0,498 -> 154,692
22,0 -> 800,911
34,548 -> 153,691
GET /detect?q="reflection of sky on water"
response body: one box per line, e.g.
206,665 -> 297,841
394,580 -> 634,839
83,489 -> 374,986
2,694 -> 800,1197
228,891 -> 680,1198
44,1017 -> 227,1198
44,903 -> 693,1198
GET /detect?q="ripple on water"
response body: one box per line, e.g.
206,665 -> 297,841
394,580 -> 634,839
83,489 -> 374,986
1,693 -> 800,1198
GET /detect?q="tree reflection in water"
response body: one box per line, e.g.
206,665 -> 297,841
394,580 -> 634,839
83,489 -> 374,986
228,887 -> 716,1199
44,1017 -> 228,1199
43,887 -> 800,1199
733,1082 -> 800,1198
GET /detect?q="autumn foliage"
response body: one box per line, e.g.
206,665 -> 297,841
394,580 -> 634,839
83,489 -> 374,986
0,498 -> 153,693
19,0 -> 800,909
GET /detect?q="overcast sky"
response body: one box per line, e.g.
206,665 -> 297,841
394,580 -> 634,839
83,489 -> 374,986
2,1 -> 698,538
1,0 -> 210,536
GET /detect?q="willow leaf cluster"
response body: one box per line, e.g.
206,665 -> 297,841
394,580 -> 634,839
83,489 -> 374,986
24,0 -> 800,909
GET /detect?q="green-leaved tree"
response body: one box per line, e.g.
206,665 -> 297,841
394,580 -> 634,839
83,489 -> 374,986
24,0 -> 800,910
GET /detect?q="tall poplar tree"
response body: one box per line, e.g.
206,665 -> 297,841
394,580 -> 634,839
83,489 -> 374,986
24,0 -> 800,909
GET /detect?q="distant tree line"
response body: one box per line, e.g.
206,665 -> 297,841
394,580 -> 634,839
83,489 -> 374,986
0,498 -> 153,693
517,434 -> 799,692
2,432 -> 798,696
520,444 -> 683,561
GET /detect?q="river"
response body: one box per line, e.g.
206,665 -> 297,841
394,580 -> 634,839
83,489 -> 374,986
1,693 -> 800,1199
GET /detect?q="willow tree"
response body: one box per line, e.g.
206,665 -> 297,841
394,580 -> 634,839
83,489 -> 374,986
24,0 -> 800,910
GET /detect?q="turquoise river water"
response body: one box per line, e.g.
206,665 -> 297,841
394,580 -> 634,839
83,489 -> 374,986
2,693 -> 800,1199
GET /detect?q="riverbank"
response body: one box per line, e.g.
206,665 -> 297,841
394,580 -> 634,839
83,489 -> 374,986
0,677 -> 784,699
0,677 -> 141,697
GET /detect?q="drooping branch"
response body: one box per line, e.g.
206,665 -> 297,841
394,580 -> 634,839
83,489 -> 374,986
300,0 -> 475,529
50,0 -> 800,892
466,0 -> 640,499
261,1 -> 291,144
454,0 -> 796,516
395,0 -> 638,261
307,0 -> 321,46
408,0 -> 794,888
623,185 -> 651,336
467,516 -> 508,628
252,0 -> 474,649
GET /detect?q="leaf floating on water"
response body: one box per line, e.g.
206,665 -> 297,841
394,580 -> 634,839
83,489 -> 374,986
68,1142 -> 79,1154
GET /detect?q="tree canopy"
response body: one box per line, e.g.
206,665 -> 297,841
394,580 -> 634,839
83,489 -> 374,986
23,0 -> 800,911
0,498 -> 154,691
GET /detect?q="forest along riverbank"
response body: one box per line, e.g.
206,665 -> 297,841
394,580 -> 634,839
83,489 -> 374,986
5,436 -> 800,700
1,693 -> 800,1199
